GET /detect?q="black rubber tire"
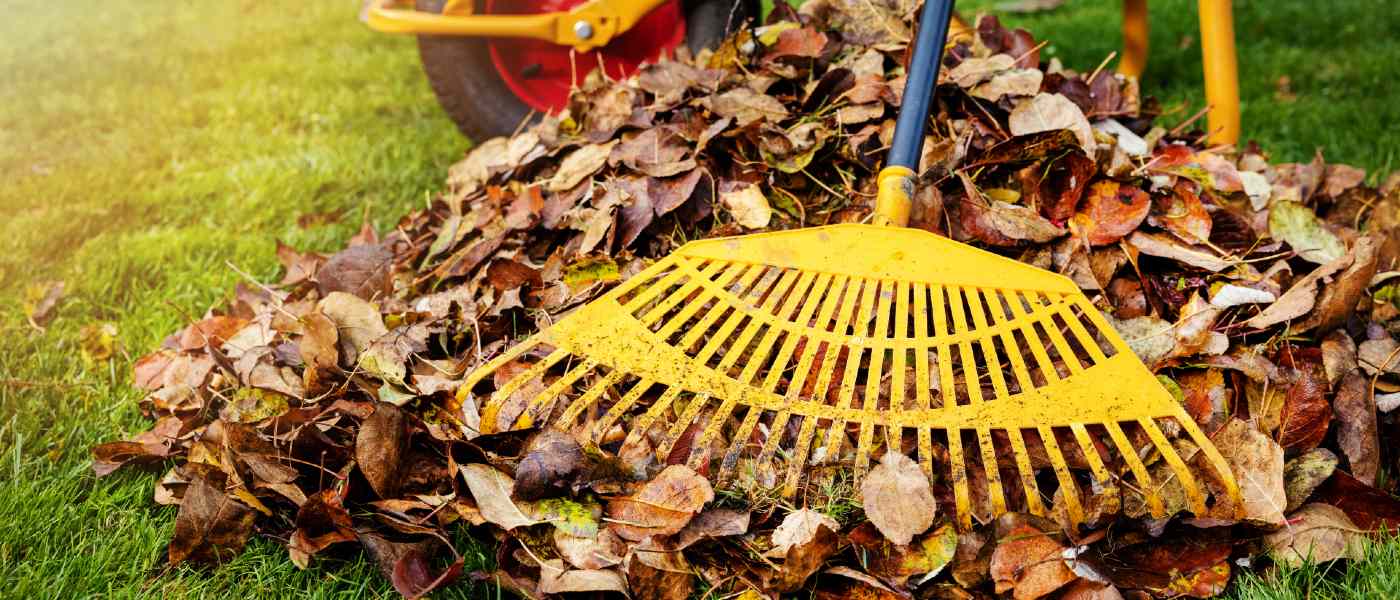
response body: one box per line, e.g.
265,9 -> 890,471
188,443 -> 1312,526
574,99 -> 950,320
415,0 -> 755,140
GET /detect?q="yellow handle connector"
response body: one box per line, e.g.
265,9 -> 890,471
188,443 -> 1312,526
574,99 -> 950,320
874,165 -> 915,227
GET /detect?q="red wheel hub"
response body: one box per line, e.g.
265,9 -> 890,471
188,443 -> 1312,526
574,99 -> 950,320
485,0 -> 687,113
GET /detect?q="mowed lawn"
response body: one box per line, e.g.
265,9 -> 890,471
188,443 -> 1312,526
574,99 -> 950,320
1,0 -> 1397,598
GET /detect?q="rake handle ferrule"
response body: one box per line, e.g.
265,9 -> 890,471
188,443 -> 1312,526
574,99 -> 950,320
874,165 -> 915,227
886,0 -> 956,172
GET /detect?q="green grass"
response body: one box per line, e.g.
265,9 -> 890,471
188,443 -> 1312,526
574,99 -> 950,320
0,0 -> 1396,597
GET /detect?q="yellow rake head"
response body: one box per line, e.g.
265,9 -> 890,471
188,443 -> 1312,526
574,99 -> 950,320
458,0 -> 1241,530
462,225 -> 1242,528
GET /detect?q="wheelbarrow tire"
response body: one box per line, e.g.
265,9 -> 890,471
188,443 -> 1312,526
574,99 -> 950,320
414,0 -> 755,140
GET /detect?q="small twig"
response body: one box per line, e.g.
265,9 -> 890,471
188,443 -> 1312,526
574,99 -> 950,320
1012,40 -> 1050,65
223,260 -> 300,323
1086,51 -> 1118,86
1169,104 -> 1213,137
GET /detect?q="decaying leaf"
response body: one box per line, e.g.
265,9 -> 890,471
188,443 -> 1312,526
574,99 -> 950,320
167,477 -> 257,566
862,451 -> 937,545
1269,200 -> 1346,264
1072,181 -> 1150,246
1126,232 -> 1234,272
1283,448 -> 1338,513
1265,503 -> 1366,567
709,87 -> 790,126
720,183 -> 773,229
1105,314 -> 1174,367
764,518 -> 840,593
865,523 -> 960,587
606,465 -> 713,541
1244,251 -> 1350,329
546,142 -> 618,192
538,559 -> 628,594
1278,369 -> 1330,451
770,508 -> 841,555
990,522 -> 1076,599
1212,419 -> 1286,526
1333,372 -> 1379,484
316,243 -> 393,300
1009,93 -> 1095,151
24,280 -> 65,328
984,200 -> 1066,243
459,464 -> 539,530
318,291 -> 388,363
357,403 -> 409,498
513,430 -> 585,501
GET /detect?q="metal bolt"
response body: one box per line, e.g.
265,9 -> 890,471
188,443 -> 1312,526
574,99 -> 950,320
573,20 -> 593,40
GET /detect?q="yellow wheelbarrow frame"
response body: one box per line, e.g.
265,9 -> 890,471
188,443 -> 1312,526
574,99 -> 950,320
364,0 -> 671,51
1120,0 -> 1240,146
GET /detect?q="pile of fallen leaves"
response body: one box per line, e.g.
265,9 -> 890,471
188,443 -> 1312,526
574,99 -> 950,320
92,1 -> 1400,598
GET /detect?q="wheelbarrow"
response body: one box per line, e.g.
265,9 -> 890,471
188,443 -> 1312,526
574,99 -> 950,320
363,0 -> 756,140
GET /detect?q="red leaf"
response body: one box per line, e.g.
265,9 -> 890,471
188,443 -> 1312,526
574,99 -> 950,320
1152,181 -> 1212,243
1071,180 -> 1150,245
1311,470 -> 1400,531
392,550 -> 464,600
1278,369 -> 1330,451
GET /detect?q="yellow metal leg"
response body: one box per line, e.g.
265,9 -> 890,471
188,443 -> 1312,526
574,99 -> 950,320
1118,0 -> 1148,78
1198,0 -> 1240,146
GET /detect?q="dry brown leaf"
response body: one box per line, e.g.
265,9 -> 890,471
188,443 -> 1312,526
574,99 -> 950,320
555,528 -> 626,570
512,430 -> 584,501
1302,236 -> 1378,332
1265,503 -> 1366,567
546,142 -> 618,192
1212,419 -> 1286,526
315,243 -> 393,300
770,508 -> 841,556
971,69 -> 1043,101
675,507 -> 749,549
317,291 -> 388,364
765,519 -> 840,593
1244,251 -> 1350,329
1126,231 -> 1234,272
1059,580 -> 1125,600
1009,93 -> 1095,150
168,476 -> 257,566
990,523 -> 1077,599
1278,369 -> 1330,451
1321,330 -> 1358,387
985,200 -> 1066,243
948,54 -> 1016,87
862,451 -> 936,545
459,463 -> 539,530
1359,337 -> 1400,376
626,550 -> 695,600
719,183 -> 773,229
1283,448 -> 1338,513
1334,371 -> 1380,485
538,559 -> 628,594
710,87 -> 790,126
356,403 -> 408,499
606,464 -> 713,541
